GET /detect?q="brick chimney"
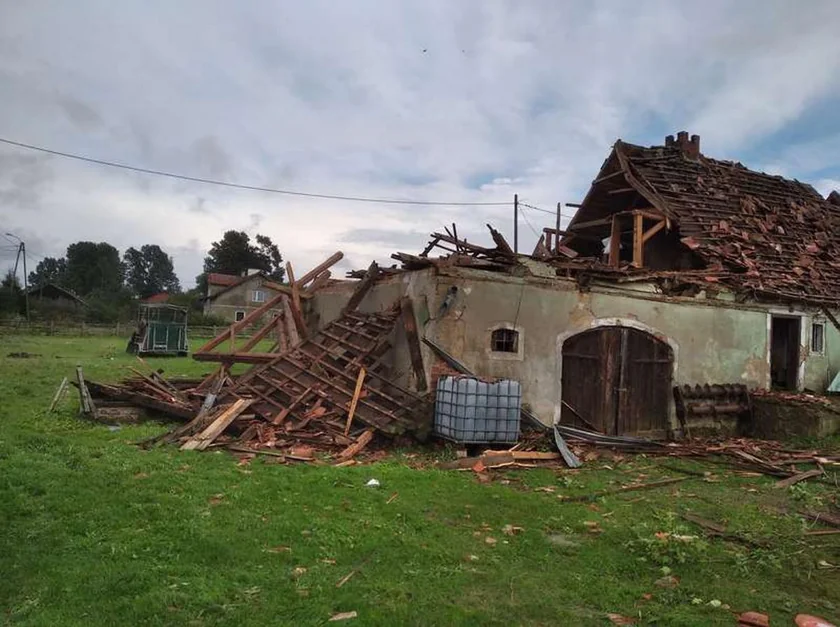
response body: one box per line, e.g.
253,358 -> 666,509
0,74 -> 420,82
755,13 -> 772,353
665,131 -> 701,159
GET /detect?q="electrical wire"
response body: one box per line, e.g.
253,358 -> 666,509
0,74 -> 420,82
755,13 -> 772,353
0,137 -> 511,207
517,205 -> 542,238
519,200 -> 576,219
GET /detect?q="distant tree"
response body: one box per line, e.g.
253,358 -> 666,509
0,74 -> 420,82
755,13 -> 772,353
65,242 -> 125,296
197,231 -> 285,291
123,244 -> 181,298
254,234 -> 284,280
28,257 -> 68,288
0,269 -> 23,315
1,269 -> 21,291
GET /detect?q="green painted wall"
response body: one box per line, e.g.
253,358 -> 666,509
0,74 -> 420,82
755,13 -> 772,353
312,267 -> 840,429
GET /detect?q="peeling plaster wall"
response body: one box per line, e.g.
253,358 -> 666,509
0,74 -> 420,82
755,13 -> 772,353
311,267 -> 840,427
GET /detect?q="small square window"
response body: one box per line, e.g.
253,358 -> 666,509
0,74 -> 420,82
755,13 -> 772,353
811,321 -> 825,354
235,310 -> 246,322
252,289 -> 266,303
491,328 -> 519,353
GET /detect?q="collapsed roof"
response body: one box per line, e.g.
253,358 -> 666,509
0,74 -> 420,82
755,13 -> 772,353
382,132 -> 840,307
564,132 -> 840,304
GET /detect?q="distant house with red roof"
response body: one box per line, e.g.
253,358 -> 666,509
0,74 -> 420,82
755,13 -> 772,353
141,292 -> 171,304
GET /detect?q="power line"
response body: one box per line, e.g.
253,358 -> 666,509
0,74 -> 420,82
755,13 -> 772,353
519,200 -> 576,218
0,137 -> 511,207
517,206 -> 541,238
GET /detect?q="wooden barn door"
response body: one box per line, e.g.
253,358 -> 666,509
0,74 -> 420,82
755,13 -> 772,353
561,327 -> 672,436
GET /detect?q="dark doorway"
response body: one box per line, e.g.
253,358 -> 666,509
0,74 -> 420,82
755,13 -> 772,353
561,327 -> 673,436
770,316 -> 800,390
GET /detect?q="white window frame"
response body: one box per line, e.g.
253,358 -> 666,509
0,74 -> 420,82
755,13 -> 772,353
811,319 -> 826,355
234,310 -> 246,322
252,289 -> 266,303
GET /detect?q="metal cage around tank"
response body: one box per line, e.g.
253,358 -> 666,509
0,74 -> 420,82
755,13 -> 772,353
129,304 -> 189,356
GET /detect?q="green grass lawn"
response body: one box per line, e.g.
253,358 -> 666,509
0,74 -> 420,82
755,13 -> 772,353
1,335 -> 838,626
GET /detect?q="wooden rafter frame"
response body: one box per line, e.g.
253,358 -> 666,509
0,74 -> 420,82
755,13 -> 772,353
606,209 -> 669,268
193,252 -> 344,364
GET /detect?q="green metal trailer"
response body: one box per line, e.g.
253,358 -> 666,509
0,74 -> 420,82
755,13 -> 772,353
127,304 -> 189,356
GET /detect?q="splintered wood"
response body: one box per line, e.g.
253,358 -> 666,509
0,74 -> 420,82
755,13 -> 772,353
83,278 -> 429,464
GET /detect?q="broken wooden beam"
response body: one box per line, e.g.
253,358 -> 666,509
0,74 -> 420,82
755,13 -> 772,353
774,468 -> 824,489
296,251 -> 344,287
343,261 -> 380,314
285,262 -> 308,339
181,399 -> 254,451
344,367 -> 366,435
337,428 -> 374,461
400,296 -> 427,391
49,377 -> 69,412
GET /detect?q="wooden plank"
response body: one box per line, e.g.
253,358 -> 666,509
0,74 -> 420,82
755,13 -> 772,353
240,310 -> 285,353
632,211 -> 644,268
342,261 -> 379,314
276,314 -> 289,353
272,386 -> 312,425
569,216 -> 613,231
282,296 -> 300,348
261,279 -> 314,299
305,270 -> 332,294
608,215 -> 620,268
592,170 -> 626,185
774,468 -> 823,489
297,251 -> 344,287
400,296 -> 427,391
76,367 -> 90,414
642,219 -> 666,243
192,352 -> 278,363
285,262 -> 308,339
75,366 -> 98,419
344,368 -> 367,435
129,367 -> 183,402
49,377 -> 68,412
181,399 -> 254,451
337,428 -> 374,460
195,290 -> 289,353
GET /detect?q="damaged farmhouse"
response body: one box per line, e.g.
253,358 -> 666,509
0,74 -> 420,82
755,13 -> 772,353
311,132 -> 840,439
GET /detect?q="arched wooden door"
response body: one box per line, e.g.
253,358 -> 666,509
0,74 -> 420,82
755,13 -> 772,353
561,327 -> 673,436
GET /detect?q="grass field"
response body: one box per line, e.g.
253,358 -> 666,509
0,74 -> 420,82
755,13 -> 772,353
1,335 -> 839,626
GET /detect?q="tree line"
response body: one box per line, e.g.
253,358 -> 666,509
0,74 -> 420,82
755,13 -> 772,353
1,230 -> 285,322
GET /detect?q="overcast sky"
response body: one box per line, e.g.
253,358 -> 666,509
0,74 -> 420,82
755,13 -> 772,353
2,1 -> 839,287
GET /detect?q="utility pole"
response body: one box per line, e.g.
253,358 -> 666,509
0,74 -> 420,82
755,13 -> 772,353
555,202 -> 562,255
513,194 -> 519,254
6,233 -> 29,321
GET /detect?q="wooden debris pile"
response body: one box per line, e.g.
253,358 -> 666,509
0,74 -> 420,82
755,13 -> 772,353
78,258 -> 431,464
439,423 -> 839,484
388,224 -> 517,274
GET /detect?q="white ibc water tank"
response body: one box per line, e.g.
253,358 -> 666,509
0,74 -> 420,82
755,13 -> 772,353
434,376 -> 521,444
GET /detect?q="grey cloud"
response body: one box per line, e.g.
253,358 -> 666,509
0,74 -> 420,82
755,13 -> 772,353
0,150 -> 53,211
189,197 -> 210,214
248,213 -> 264,231
191,136 -> 232,179
339,228 -> 428,252
1,1 -> 838,288
56,94 -> 103,130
